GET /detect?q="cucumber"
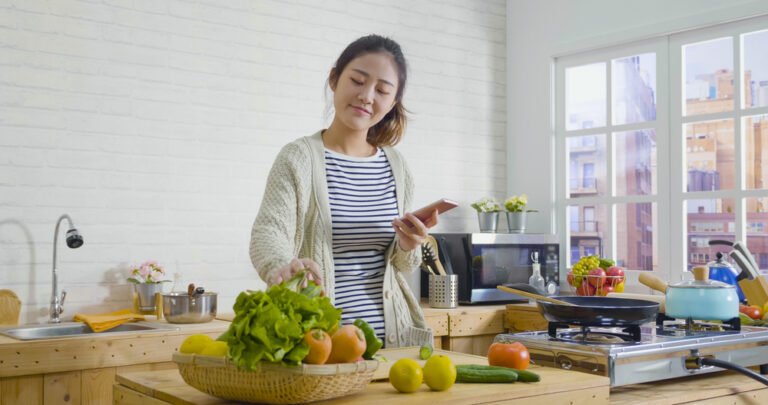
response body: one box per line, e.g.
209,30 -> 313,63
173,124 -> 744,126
514,369 -> 541,382
456,364 -> 518,383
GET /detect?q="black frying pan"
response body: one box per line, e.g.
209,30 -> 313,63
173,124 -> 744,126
537,296 -> 660,327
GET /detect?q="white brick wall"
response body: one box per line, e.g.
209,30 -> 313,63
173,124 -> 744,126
0,0 -> 506,324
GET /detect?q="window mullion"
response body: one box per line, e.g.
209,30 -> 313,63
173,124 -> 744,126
605,58 -> 615,261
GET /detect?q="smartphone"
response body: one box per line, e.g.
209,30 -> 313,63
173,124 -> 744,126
403,198 -> 458,227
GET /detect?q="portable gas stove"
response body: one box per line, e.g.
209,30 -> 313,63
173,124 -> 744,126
496,315 -> 768,386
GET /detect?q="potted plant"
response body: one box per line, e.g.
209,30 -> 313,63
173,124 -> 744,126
127,261 -> 170,311
504,194 -> 537,233
471,197 -> 501,233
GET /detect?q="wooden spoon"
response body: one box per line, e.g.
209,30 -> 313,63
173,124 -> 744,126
496,285 -> 575,306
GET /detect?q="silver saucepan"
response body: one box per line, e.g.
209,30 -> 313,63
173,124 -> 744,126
162,291 -> 217,323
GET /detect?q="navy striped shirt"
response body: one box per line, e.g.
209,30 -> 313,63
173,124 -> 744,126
325,148 -> 397,340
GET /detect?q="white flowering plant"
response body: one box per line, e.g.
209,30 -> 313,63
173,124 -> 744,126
127,261 -> 170,284
505,194 -> 538,213
470,197 -> 500,213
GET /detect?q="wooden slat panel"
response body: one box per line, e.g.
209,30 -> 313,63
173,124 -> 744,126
448,309 -> 505,337
0,321 -> 230,378
81,368 -> 115,405
116,362 -> 177,374
424,313 -> 449,336
0,375 -> 43,405
43,371 -> 81,405
445,335 -> 496,356
505,308 -> 547,332
113,384 -> 169,405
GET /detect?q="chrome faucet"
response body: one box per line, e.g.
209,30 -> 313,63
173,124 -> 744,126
50,214 -> 84,323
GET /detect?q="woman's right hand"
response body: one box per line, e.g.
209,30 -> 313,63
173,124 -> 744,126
271,257 -> 323,287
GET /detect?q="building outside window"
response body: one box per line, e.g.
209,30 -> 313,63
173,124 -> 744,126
556,15 -> 768,278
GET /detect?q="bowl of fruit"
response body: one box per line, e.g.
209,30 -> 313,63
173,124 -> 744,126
567,255 -> 626,296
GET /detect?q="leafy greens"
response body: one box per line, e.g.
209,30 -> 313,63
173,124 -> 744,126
224,269 -> 341,369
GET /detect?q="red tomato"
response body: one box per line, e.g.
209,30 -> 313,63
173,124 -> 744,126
487,342 -> 530,370
743,306 -> 762,320
739,304 -> 749,313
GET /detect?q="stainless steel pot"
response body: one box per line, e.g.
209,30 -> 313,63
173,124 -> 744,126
162,292 -> 217,324
639,266 -> 739,320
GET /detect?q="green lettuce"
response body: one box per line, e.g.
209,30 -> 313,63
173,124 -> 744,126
224,269 -> 341,369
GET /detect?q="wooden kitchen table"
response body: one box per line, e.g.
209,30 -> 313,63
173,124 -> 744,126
113,348 -> 611,405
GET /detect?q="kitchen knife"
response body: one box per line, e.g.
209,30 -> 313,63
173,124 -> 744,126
731,250 -> 758,282
733,241 -> 760,277
731,249 -> 768,307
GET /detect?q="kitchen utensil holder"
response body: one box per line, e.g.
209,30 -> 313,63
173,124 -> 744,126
429,273 -> 458,308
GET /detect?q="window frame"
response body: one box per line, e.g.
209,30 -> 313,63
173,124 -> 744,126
555,38 -> 670,285
554,14 -> 768,285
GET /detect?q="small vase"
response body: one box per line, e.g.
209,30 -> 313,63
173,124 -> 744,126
506,211 -> 527,233
477,212 -> 499,233
134,283 -> 162,311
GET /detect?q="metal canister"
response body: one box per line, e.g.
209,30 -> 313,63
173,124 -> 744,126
707,252 -> 746,302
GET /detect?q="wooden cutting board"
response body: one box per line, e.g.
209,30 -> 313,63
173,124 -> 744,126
372,346 -> 487,380
0,289 -> 21,326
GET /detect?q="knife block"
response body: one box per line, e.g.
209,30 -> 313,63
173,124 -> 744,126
739,276 -> 768,308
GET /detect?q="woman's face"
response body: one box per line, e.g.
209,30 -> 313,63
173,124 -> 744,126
331,52 -> 399,133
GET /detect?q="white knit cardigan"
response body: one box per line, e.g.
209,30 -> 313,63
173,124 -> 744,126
249,130 -> 433,348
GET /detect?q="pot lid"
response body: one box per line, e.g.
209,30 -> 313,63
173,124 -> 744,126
670,265 -> 735,289
669,279 -> 735,289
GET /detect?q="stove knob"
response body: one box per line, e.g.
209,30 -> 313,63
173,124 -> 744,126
559,357 -> 573,370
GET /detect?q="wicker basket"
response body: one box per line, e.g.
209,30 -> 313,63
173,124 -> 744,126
172,352 -> 379,404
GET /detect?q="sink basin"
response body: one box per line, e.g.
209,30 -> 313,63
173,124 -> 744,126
0,321 -> 180,340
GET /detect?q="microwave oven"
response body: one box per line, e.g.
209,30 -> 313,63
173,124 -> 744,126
420,233 -> 560,304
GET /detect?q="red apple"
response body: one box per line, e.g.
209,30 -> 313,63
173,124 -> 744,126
588,267 -> 606,288
605,266 -> 625,283
567,270 -> 575,287
599,285 -> 615,296
577,282 -> 596,296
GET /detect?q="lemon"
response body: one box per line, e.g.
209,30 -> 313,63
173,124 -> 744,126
200,341 -> 229,357
180,334 -> 214,354
614,281 -> 625,293
389,358 -> 423,393
422,354 -> 456,391
419,343 -> 433,360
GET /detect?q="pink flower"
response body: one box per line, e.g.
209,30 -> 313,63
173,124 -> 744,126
149,271 -> 162,282
137,263 -> 151,279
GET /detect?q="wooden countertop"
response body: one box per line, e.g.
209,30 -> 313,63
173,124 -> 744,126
114,347 -> 611,405
114,363 -> 768,405
0,318 -> 231,378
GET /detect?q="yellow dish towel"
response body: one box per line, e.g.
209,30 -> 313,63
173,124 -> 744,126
74,309 -> 145,332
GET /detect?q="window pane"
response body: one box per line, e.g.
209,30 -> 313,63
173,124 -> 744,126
567,134 -> 606,197
612,53 -> 657,125
743,29 -> 768,108
566,63 -> 606,130
568,204 -> 607,266
686,198 -> 736,271
615,129 -> 657,196
684,119 -> 734,191
683,37 -> 734,116
747,197 -> 768,272
744,114 -> 768,190
616,203 -> 657,270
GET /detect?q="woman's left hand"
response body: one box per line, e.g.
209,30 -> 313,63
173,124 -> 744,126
392,209 -> 439,251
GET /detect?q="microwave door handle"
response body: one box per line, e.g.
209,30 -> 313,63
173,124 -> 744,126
462,235 -> 474,287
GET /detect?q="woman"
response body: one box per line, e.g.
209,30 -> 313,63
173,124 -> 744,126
249,34 -> 436,347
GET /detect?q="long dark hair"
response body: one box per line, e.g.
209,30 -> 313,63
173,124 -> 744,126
328,34 -> 409,147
